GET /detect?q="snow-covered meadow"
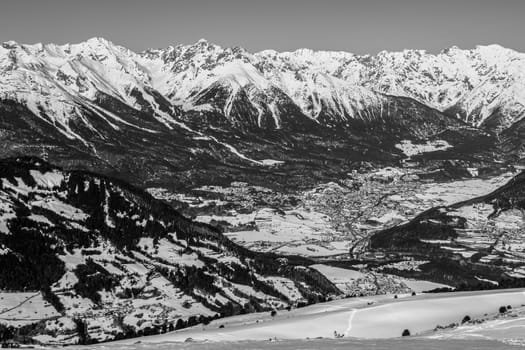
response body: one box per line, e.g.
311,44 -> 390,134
105,288 -> 525,346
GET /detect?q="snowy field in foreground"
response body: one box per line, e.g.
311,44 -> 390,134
83,338 -> 517,350
99,288 -> 525,349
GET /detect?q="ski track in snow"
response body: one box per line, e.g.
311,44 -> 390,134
344,309 -> 357,337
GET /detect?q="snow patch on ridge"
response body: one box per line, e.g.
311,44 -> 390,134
395,139 -> 453,157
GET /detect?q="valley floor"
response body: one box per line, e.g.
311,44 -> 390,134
171,166 -> 516,259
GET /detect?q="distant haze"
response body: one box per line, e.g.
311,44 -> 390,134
2,0 -> 525,54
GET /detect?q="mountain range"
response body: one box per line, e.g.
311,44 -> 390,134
4,38 -> 524,129
1,38 -> 524,189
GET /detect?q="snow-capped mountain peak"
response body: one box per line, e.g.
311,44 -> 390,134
1,37 -> 525,142
211,60 -> 269,89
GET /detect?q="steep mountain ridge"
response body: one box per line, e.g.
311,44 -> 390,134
139,40 -> 525,130
157,41 -> 525,126
3,38 -> 523,133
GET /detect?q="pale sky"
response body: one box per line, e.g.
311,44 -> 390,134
1,0 -> 524,54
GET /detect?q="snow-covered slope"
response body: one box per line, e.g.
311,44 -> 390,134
114,288 -> 525,343
148,40 -> 525,130
0,38 -> 169,140
3,38 -> 524,134
0,157 -> 341,344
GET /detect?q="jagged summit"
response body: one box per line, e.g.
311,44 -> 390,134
1,37 -> 522,129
